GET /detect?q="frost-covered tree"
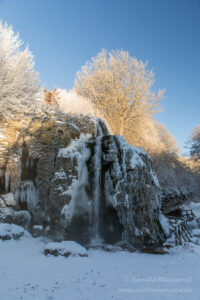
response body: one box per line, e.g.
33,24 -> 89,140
148,124 -> 200,200
153,122 -> 180,155
185,125 -> 200,193
75,49 -> 164,136
123,116 -> 180,157
189,125 -> 200,161
0,21 -> 41,117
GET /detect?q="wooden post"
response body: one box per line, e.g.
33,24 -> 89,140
181,222 -> 190,241
175,227 -> 178,246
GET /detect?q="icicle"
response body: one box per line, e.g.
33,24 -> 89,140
5,170 -> 10,193
15,181 -> 38,211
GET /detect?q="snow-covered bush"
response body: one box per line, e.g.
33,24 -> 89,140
55,88 -> 96,116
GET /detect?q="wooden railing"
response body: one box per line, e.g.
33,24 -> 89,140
181,209 -> 195,221
174,220 -> 193,245
167,209 -> 196,246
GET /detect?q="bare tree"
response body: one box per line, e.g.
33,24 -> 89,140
75,49 -> 164,136
0,21 -> 41,117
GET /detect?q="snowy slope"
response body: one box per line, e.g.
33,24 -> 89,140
181,202 -> 200,218
0,236 -> 200,300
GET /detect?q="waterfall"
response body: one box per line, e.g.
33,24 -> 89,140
91,136 -> 103,245
58,128 -> 104,245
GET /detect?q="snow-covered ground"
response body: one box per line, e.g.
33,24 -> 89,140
1,236 -> 200,300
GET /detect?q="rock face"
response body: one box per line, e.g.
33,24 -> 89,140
0,111 -> 165,248
161,187 -> 191,215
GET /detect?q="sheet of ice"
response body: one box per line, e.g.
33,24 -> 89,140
58,134 -> 91,158
58,137 -> 91,225
14,181 -> 38,210
116,135 -> 145,167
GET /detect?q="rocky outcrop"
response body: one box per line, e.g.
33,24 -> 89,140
44,241 -> 88,257
45,134 -> 165,248
0,111 -> 165,248
161,187 -> 191,215
0,223 -> 30,240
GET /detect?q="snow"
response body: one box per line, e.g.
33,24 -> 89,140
44,241 -> 88,256
116,135 -> 145,167
0,223 -> 30,239
0,192 -> 16,207
55,88 -> 94,116
61,202 -> 75,224
33,225 -> 43,230
150,169 -> 160,187
116,136 -> 160,187
54,169 -> 67,179
58,134 -> 91,158
159,214 -> 170,237
0,236 -> 200,300
67,122 -> 80,132
181,202 -> 200,218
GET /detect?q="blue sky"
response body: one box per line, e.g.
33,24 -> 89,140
0,0 -> 199,153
